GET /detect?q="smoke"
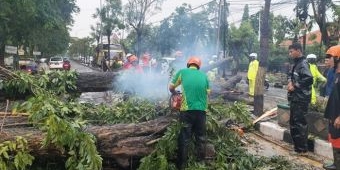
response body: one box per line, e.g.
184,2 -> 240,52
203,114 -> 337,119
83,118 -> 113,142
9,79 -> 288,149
113,69 -> 172,101
112,46 -> 224,102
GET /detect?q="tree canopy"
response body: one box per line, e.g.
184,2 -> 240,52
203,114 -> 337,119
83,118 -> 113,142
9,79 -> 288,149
0,0 -> 79,65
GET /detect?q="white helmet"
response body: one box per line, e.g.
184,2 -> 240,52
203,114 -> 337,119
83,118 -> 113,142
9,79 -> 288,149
306,54 -> 317,59
249,53 -> 257,59
126,53 -> 133,58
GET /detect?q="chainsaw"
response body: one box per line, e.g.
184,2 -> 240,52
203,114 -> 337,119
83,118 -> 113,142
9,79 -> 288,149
169,91 -> 182,111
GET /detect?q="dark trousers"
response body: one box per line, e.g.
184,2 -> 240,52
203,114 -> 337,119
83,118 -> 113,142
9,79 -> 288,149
289,102 -> 309,152
177,110 -> 206,170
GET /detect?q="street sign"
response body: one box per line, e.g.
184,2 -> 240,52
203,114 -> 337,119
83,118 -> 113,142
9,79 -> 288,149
18,49 -> 25,56
5,45 -> 17,54
33,51 -> 41,55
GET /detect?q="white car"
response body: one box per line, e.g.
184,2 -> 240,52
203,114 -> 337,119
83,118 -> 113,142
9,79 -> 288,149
49,57 -> 64,69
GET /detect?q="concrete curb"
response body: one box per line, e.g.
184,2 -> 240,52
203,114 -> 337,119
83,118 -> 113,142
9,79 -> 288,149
255,121 -> 333,159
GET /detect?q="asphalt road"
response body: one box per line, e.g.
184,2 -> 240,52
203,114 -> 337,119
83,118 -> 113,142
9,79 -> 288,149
69,60 -> 99,73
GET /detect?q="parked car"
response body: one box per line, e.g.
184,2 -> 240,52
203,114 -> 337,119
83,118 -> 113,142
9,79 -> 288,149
49,56 -> 64,69
20,61 -> 38,74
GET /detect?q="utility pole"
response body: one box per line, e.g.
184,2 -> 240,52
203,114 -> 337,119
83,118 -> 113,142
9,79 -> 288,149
100,0 -> 103,46
297,0 -> 308,54
216,0 -> 222,56
222,0 -> 228,78
258,0 -> 262,41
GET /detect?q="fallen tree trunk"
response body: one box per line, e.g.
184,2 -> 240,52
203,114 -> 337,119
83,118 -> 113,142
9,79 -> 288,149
0,60 -> 229,95
77,60 -> 229,92
76,72 -> 119,92
218,75 -> 242,90
221,92 -> 254,105
211,75 -> 242,94
0,115 -> 176,169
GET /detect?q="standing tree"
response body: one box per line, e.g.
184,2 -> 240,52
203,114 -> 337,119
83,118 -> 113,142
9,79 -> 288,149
68,37 -> 94,59
309,0 -> 334,47
124,0 -> 165,57
0,0 -> 79,65
229,6 -> 257,73
241,4 -> 250,22
156,19 -> 176,56
94,0 -> 124,67
254,0 -> 271,116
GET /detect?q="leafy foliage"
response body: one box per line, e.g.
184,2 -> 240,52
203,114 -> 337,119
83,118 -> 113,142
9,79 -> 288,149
18,93 -> 102,170
0,0 -> 79,58
0,137 -> 34,170
80,97 -> 170,124
1,69 -> 102,170
138,102 -> 294,170
68,37 -> 94,59
2,71 -> 79,99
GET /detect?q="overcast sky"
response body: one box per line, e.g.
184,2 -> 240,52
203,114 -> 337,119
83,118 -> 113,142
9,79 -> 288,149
70,0 -> 296,38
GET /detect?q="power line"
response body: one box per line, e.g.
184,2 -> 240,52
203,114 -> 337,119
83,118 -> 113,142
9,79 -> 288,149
150,0 -> 296,25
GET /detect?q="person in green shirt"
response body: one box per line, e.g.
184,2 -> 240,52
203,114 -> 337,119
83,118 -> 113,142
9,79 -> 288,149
169,56 -> 210,170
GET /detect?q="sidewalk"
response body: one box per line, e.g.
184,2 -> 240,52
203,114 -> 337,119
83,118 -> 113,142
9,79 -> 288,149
254,118 -> 333,159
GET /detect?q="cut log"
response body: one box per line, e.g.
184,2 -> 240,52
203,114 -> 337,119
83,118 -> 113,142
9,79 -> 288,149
76,72 -> 120,92
76,60 -> 229,92
221,92 -> 253,105
0,115 -> 177,169
210,75 -> 242,97
0,59 -> 230,96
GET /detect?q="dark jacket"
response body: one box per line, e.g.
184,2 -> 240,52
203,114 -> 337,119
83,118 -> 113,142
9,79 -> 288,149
326,68 -> 335,96
325,74 -> 340,138
320,68 -> 330,96
287,56 -> 313,103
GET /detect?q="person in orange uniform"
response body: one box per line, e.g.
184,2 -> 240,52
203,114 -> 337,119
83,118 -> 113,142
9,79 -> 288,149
323,45 -> 340,170
123,54 -> 143,73
141,53 -> 151,72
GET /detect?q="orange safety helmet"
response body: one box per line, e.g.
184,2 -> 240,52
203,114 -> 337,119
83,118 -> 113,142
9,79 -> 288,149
187,56 -> 202,69
128,55 -> 138,62
326,45 -> 340,58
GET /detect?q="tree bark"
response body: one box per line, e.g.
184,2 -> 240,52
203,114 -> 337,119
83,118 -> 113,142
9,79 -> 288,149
76,72 -> 120,92
0,115 -> 176,169
254,0 -> 271,116
0,44 -> 5,66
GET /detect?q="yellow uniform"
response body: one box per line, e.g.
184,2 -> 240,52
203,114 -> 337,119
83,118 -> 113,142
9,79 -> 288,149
309,63 -> 326,104
247,60 -> 259,96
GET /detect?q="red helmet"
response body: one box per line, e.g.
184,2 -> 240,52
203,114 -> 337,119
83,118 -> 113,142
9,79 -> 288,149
128,55 -> 138,62
187,56 -> 202,69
